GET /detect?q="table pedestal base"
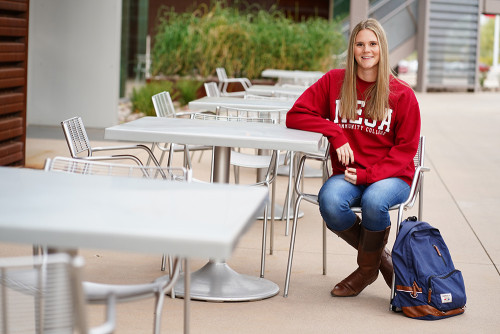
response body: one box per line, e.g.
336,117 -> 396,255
173,261 -> 279,302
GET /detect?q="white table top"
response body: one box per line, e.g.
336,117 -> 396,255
105,117 -> 322,153
245,84 -> 305,97
261,69 -> 324,80
0,167 -> 268,259
188,96 -> 294,112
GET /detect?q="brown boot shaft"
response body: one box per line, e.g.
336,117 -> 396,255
332,218 -> 393,288
332,216 -> 361,248
331,226 -> 391,297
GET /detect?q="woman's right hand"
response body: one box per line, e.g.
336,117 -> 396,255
336,143 -> 354,166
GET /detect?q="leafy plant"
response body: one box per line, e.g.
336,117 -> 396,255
175,78 -> 203,106
151,0 -> 345,79
130,80 -> 175,116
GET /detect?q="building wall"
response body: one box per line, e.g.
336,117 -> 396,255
27,0 -> 122,128
484,0 -> 500,13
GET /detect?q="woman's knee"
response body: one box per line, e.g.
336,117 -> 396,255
360,178 -> 409,231
318,177 -> 358,231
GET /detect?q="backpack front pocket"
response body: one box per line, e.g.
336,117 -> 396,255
427,270 -> 466,311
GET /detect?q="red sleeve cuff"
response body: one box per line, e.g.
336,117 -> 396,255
356,169 -> 367,185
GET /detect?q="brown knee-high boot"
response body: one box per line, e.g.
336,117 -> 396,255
332,217 -> 393,287
331,226 -> 391,297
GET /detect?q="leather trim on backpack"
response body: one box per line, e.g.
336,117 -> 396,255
396,281 -> 422,298
402,305 -> 465,319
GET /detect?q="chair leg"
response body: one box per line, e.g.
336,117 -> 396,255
270,179 -> 276,255
234,165 -> 240,184
260,204 -> 269,278
322,220 -> 327,275
153,290 -> 166,334
161,254 -> 167,271
158,149 -> 168,166
197,150 -> 205,163
167,144 -> 174,168
390,206 -> 405,310
147,143 -> 156,166
285,151 -> 295,236
283,194 -> 304,297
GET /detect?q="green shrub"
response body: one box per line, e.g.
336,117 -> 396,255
152,1 -> 345,79
175,78 -> 203,106
130,81 -> 175,116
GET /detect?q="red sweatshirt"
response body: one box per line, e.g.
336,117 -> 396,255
286,69 -> 421,186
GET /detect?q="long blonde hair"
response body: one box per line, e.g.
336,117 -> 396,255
339,18 -> 392,121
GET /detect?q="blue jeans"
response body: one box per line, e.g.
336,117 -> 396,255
318,174 -> 410,232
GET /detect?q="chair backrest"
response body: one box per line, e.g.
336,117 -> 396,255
151,91 -> 176,118
44,156 -> 192,182
414,135 -> 425,169
61,116 -> 93,158
215,67 -> 228,82
204,82 -> 220,97
0,253 -> 90,334
405,135 -> 426,208
215,106 -> 287,125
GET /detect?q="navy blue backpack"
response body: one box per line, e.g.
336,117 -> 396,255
391,217 -> 467,320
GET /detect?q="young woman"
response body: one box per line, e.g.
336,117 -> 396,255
286,18 -> 421,297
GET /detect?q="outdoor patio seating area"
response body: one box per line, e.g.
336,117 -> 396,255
2,91 -> 498,333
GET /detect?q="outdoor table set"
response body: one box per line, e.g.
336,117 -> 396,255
0,71 -> 324,333
104,116 -> 323,302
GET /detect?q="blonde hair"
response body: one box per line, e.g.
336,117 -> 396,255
339,18 -> 392,121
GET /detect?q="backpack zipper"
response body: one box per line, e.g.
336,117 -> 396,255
427,245 -> 450,304
433,244 -> 447,266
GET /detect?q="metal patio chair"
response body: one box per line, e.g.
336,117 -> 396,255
204,81 -> 220,97
0,252 -> 181,334
191,112 -> 279,278
61,116 -> 162,168
151,91 -> 212,168
283,136 -> 430,298
215,105 -> 302,249
216,67 -> 252,97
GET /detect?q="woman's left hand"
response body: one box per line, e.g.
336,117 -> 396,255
344,167 -> 357,185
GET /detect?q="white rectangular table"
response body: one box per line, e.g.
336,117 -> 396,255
0,167 -> 267,259
0,166 -> 269,333
245,84 -> 306,98
188,96 -> 294,112
104,117 -> 323,301
261,69 -> 324,85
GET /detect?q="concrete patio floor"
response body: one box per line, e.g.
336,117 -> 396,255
2,91 -> 500,333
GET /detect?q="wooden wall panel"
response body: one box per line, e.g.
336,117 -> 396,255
0,0 -> 28,166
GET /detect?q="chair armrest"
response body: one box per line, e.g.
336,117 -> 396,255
75,155 -> 146,166
91,144 -> 162,167
224,77 -> 252,90
401,165 -> 431,209
293,150 -> 329,198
